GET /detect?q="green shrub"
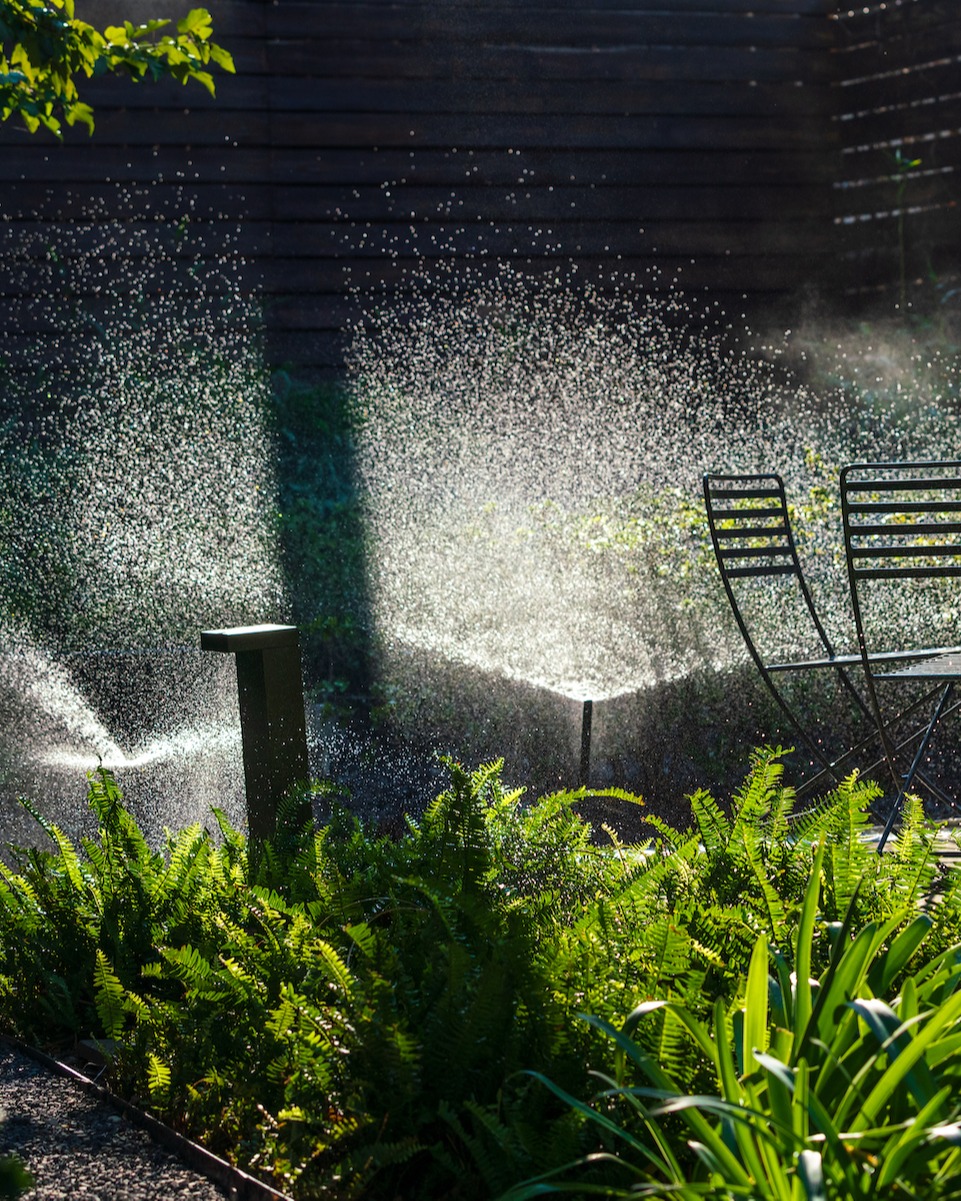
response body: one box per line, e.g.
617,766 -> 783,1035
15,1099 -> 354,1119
0,752 -> 954,1198
506,844 -> 961,1199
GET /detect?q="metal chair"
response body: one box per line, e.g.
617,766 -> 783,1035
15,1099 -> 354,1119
704,472 -> 959,807
841,461 -> 961,849
704,472 -> 882,795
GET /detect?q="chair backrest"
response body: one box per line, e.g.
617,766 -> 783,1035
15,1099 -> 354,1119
703,472 -> 837,672
840,460 -> 961,812
840,460 -> 961,660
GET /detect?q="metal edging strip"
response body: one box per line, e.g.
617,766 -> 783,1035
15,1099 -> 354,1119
0,1036 -> 294,1201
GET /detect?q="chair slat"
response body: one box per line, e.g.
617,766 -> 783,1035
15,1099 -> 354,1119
724,564 -> 796,579
718,546 -> 792,560
709,506 -> 785,521
851,565 -> 961,580
706,486 -> 782,501
849,543 -> 961,559
846,521 -> 961,538
713,525 -> 789,540
844,475 -> 961,494
847,500 -> 961,515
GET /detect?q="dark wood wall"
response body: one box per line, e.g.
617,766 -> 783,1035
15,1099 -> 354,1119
1,0 -> 955,376
831,0 -> 961,308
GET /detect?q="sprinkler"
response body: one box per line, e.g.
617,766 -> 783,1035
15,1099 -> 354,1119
579,698 -> 593,788
201,623 -> 311,844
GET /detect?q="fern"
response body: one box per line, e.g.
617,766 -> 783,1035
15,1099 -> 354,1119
1,749 -> 956,1200
146,1053 -> 171,1099
93,949 -> 126,1040
689,787 -> 730,855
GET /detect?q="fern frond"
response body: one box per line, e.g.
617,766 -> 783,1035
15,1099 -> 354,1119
688,788 -> 730,854
48,825 -> 86,896
16,794 -> 60,842
160,944 -> 215,988
146,1053 -> 171,1097
160,823 -> 207,898
93,949 -> 126,1040
643,915 -> 692,991
310,939 -> 356,1000
885,793 -> 938,906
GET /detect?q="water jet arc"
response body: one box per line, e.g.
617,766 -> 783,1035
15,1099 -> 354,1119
200,624 -> 311,844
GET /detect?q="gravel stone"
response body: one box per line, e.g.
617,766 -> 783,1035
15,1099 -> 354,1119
0,1047 -> 231,1199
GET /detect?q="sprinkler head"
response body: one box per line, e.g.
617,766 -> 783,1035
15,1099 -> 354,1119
579,698 -> 593,788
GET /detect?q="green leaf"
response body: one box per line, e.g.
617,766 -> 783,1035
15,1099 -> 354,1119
797,1149 -> 826,1201
146,1053 -> 171,1097
792,840 -> 823,1047
177,9 -> 213,38
741,932 -> 768,1078
208,43 -> 234,73
93,950 -> 125,1041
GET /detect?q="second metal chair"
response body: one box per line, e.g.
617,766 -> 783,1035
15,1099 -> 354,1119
841,460 -> 961,848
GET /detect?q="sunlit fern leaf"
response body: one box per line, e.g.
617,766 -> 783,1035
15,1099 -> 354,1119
146,1053 -> 171,1098
730,747 -> 786,832
160,824 -> 206,895
209,807 -> 247,877
423,757 -> 493,892
884,793 -> 938,906
79,837 -> 109,883
85,766 -> 124,827
16,794 -> 75,850
646,984 -> 698,1086
344,921 -> 377,962
765,763 -> 797,849
641,812 -> 695,855
219,954 -> 260,995
0,870 -> 41,923
86,768 -> 155,871
47,824 -> 85,895
644,915 -> 692,993
93,949 -> 126,1040
731,808 -> 785,935
265,990 -> 297,1041
311,939 -> 355,1000
688,788 -> 730,855
821,776 -> 875,919
160,944 -> 215,988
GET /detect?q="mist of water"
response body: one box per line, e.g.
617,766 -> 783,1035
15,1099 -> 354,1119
0,194 -> 284,840
4,183 -> 960,831
348,263 -> 961,711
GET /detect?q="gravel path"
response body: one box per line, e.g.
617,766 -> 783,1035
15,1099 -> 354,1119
0,1045 -> 244,1200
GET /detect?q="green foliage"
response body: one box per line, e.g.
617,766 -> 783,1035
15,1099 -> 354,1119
0,753 -> 956,1198
0,1143 -> 31,1200
0,0 -> 234,136
506,845 -> 961,1199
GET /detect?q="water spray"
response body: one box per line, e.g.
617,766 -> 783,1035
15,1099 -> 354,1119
201,624 -> 311,845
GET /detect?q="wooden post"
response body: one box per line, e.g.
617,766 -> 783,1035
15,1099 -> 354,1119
200,624 -> 311,846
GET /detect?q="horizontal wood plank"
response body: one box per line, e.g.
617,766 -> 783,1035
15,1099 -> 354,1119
264,42 -> 831,84
0,0 -> 950,370
264,7 -> 834,48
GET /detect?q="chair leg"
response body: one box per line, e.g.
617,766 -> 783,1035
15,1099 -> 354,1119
876,681 -> 955,854
795,691 -> 961,804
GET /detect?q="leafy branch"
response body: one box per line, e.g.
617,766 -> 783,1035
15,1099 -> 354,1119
0,1 -> 234,136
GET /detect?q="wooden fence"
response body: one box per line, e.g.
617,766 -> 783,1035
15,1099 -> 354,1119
831,0 -> 961,309
0,0 -> 956,375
